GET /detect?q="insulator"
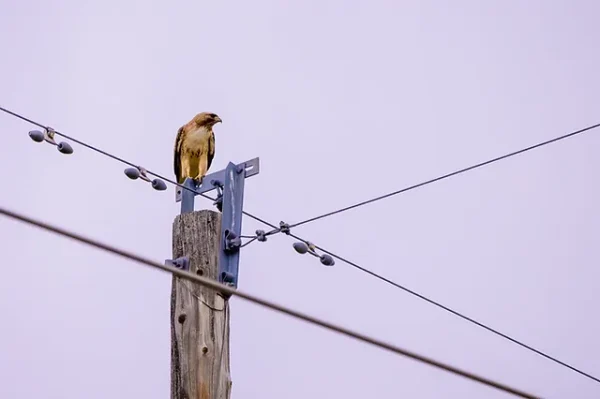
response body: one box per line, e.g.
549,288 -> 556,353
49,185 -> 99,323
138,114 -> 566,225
293,242 -> 308,254
57,142 -> 73,154
152,179 -> 167,191
320,254 -> 335,266
124,167 -> 140,180
28,130 -> 44,142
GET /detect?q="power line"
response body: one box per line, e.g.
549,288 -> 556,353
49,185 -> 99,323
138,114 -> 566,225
288,122 -> 600,229
0,205 -> 540,399
1,105 -> 598,385
0,106 -> 278,230
304,240 -> 600,384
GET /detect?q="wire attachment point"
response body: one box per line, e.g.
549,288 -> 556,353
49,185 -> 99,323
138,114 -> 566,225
293,241 -> 335,266
43,127 -> 57,145
28,127 -> 73,155
124,166 -> 167,191
224,230 -> 242,252
165,256 -> 190,271
212,181 -> 224,212
256,230 -> 267,242
279,222 -> 291,235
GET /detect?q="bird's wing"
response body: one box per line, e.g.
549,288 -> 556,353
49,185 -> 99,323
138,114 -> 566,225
174,126 -> 185,183
207,130 -> 215,172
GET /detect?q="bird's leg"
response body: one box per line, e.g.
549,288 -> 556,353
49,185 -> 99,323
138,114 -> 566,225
181,157 -> 194,185
194,158 -> 208,187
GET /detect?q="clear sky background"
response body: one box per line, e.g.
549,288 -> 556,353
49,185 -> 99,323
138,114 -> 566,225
1,1 -> 599,398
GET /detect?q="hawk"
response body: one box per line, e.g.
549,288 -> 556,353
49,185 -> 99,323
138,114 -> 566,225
173,112 -> 222,186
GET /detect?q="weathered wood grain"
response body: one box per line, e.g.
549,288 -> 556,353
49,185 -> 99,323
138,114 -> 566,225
171,210 -> 231,399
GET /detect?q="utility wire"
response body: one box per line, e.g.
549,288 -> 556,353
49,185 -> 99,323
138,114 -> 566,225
288,122 -> 600,229
0,205 -> 540,399
302,238 -> 600,384
0,106 -> 278,230
1,105 -> 598,385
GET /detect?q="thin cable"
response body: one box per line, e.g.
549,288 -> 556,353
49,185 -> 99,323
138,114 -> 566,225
289,122 -> 600,228
292,233 -> 600,385
1,106 -> 148,177
241,237 -> 258,248
0,206 -> 539,399
0,105 -> 279,228
181,284 -> 226,312
1,105 -> 596,385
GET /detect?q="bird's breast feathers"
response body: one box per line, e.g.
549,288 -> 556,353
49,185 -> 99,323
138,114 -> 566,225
182,126 -> 213,154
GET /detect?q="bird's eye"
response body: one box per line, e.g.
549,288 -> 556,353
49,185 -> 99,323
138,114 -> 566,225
210,113 -> 217,119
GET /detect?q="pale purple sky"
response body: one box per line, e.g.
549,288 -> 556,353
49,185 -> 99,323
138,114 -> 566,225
1,1 -> 599,398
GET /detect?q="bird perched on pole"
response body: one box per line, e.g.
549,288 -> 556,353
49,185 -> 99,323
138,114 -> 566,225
173,112 -> 222,186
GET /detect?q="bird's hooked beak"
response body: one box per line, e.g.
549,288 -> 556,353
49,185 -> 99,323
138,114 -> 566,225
214,115 -> 222,124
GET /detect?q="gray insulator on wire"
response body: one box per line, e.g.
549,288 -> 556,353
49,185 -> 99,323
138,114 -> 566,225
124,167 -> 140,180
152,179 -> 167,191
293,242 -> 308,254
320,254 -> 335,266
57,142 -> 73,154
28,130 -> 44,142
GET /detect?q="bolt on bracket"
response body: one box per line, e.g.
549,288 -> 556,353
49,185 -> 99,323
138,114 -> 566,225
165,256 -> 190,271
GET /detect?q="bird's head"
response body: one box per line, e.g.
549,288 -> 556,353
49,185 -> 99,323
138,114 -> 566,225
193,112 -> 222,128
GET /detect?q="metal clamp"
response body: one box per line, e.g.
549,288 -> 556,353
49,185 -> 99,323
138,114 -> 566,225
255,230 -> 268,242
165,256 -> 190,271
279,222 -> 291,235
224,230 -> 242,252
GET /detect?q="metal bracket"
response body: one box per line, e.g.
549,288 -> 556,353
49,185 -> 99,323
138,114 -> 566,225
175,157 -> 260,214
217,161 -> 248,291
44,127 -> 57,145
174,157 -> 260,292
165,256 -> 190,271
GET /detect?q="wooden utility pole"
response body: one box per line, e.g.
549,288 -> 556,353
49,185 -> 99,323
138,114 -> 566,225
171,210 -> 232,399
